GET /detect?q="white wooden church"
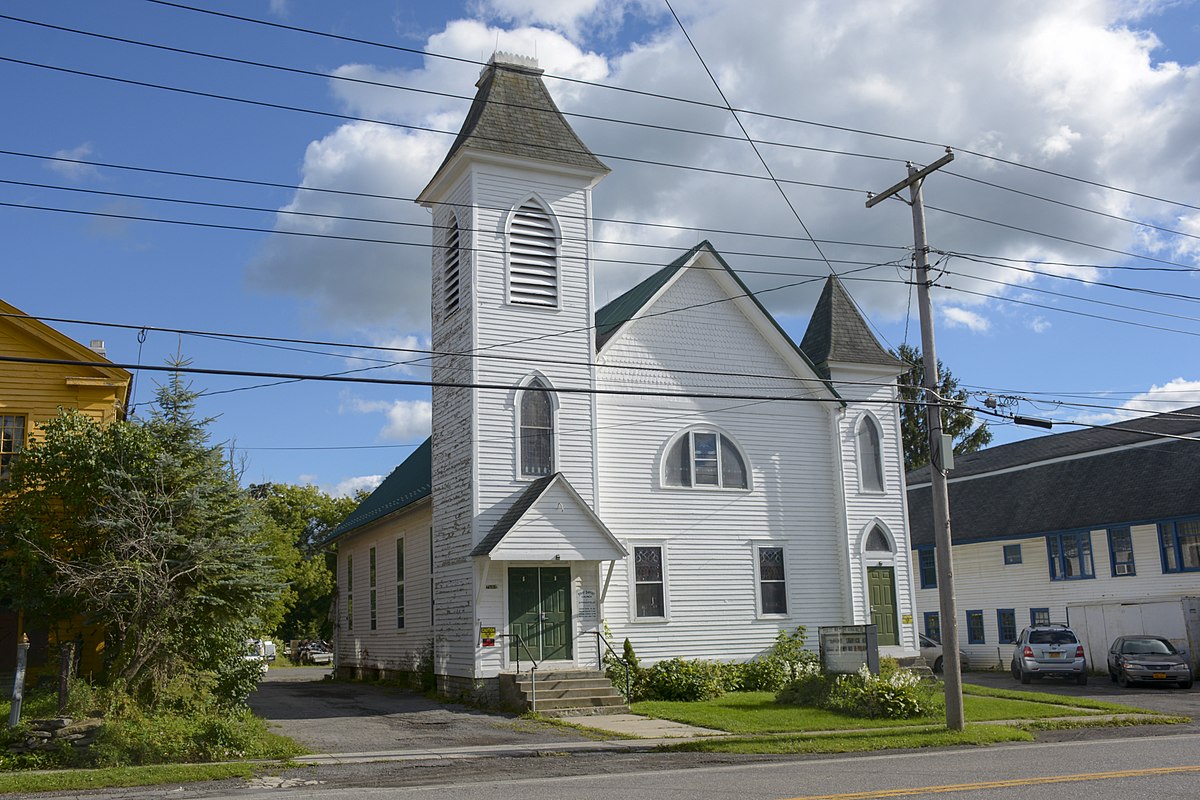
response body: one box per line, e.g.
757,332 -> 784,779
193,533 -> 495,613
329,53 -> 919,702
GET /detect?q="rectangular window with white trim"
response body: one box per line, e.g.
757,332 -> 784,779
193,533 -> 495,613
756,545 -> 788,616
633,546 -> 666,619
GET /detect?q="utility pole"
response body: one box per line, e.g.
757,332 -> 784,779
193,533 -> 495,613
866,149 -> 964,730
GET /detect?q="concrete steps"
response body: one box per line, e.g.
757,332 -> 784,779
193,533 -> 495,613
499,669 -> 630,717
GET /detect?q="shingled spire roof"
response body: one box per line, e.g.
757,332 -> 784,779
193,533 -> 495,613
428,52 -> 608,184
799,275 -> 901,378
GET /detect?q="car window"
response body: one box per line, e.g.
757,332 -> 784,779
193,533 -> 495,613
1121,638 -> 1175,655
1029,630 -> 1077,645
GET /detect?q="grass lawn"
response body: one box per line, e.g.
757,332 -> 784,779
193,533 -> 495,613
0,763 -> 266,794
667,725 -> 1034,755
632,687 -> 1156,735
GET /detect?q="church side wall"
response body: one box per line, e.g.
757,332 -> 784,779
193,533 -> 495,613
335,506 -> 434,678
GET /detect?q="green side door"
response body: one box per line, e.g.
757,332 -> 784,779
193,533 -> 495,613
867,566 -> 898,646
507,567 -> 573,662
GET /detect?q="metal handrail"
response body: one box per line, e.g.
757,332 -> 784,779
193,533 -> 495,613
594,631 -> 631,701
499,632 -> 541,712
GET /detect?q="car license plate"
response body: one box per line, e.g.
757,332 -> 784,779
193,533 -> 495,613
1047,652 -> 1061,658
1153,672 -> 1167,679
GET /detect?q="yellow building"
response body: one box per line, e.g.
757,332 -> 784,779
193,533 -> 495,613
0,297 -> 132,676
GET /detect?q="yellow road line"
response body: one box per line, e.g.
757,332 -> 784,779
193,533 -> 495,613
782,765 -> 1200,799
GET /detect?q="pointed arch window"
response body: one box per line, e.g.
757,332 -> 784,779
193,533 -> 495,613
856,415 -> 885,492
508,200 -> 558,307
664,429 -> 749,489
444,214 -> 462,315
520,378 -> 554,477
865,524 -> 892,553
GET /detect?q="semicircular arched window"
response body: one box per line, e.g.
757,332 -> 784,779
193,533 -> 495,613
856,415 -> 885,492
519,378 -> 554,477
664,430 -> 749,489
508,200 -> 558,307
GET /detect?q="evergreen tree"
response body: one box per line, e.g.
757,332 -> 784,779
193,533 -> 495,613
1,368 -> 284,704
894,343 -> 992,473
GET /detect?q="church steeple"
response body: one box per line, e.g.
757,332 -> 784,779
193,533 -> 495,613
800,276 -> 901,379
418,53 -> 608,205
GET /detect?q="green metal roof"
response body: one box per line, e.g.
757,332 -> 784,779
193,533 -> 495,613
326,438 -> 432,544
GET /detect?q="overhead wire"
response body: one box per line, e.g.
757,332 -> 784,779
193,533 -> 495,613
137,0 -> 1200,217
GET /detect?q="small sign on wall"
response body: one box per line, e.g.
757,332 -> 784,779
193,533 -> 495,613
902,614 -> 913,625
480,626 -> 496,647
577,588 -> 598,620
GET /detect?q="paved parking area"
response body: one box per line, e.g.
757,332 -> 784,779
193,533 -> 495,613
247,667 -> 595,755
962,669 -> 1200,721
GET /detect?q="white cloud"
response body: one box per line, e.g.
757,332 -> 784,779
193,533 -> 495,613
49,143 -> 100,181
1029,316 -> 1051,333
1071,377 -> 1200,424
344,397 -> 433,441
941,306 -> 991,333
251,1 -> 1200,346
331,474 -> 384,498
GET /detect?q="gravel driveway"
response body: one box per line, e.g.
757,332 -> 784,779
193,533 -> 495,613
248,667 -> 593,755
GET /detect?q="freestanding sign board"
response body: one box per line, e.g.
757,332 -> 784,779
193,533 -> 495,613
819,624 -> 880,675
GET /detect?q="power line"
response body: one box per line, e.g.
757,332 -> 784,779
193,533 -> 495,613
0,12 -> 910,170
0,56 -> 873,197
0,353 -> 924,408
11,8 -> 1197,256
941,283 -> 1200,338
925,204 -> 1200,272
0,148 -> 901,252
0,176 -> 914,267
139,0 -> 1200,217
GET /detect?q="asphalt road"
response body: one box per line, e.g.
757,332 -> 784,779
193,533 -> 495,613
962,668 -> 1200,722
246,666 -> 595,754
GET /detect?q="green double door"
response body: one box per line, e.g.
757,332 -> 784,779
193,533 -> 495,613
867,566 -> 899,646
508,567 -> 573,662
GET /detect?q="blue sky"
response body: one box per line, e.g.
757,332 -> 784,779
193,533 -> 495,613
3,0 -> 1200,495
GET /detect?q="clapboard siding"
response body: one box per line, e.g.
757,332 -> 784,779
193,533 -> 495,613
913,522 -> 1200,667
594,264 -> 853,661
336,505 -> 434,669
834,367 -> 916,649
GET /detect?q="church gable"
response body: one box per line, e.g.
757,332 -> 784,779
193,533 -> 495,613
596,246 -> 835,398
472,475 -> 626,562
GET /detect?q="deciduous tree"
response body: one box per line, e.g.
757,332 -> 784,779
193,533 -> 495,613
894,343 -> 992,472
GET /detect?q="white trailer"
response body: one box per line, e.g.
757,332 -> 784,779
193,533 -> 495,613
1067,596 -> 1200,672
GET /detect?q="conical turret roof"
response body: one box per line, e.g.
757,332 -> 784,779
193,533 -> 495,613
800,275 -> 901,378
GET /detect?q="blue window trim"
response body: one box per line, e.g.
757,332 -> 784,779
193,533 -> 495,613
996,609 -> 1017,644
918,548 -> 937,589
966,610 -> 985,644
923,611 -> 940,641
1003,544 -> 1022,565
1158,518 -> 1200,574
1030,607 -> 1050,626
1106,526 -> 1135,577
1046,530 -> 1095,581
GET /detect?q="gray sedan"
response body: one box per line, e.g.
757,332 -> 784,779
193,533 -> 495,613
1107,635 -> 1193,689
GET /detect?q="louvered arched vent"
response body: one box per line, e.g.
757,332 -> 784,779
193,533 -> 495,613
508,201 -> 558,307
444,216 -> 461,315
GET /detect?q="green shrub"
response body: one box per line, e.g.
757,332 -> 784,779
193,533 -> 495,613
643,658 -> 726,702
823,664 -> 941,719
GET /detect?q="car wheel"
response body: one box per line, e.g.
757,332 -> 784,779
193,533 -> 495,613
1117,670 -> 1132,688
1076,672 -> 1088,686
1179,679 -> 1193,690
933,656 -> 943,674
1109,669 -> 1117,683
1010,661 -> 1020,680
1020,668 -> 1032,685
